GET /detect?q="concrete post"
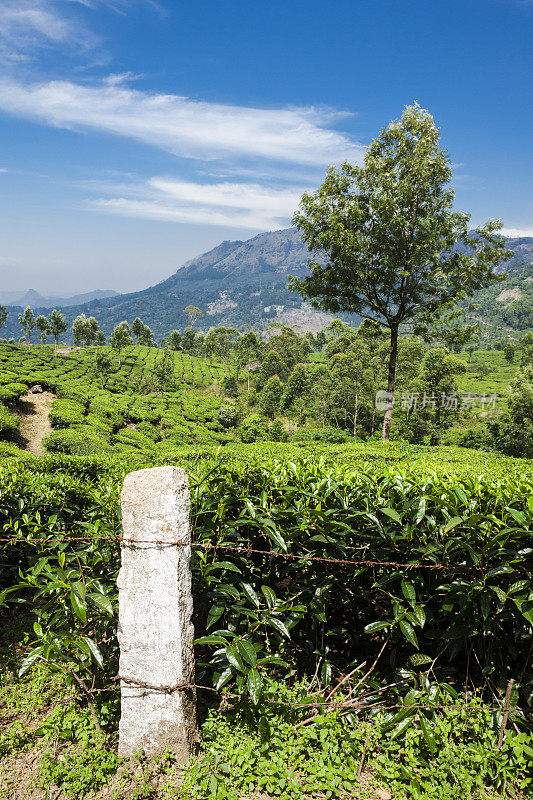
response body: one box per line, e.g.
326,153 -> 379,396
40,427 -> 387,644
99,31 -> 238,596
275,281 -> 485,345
117,466 -> 196,760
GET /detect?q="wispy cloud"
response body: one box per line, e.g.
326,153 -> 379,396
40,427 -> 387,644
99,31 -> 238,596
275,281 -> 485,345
0,76 -> 363,166
0,0 -> 99,61
90,176 -> 306,230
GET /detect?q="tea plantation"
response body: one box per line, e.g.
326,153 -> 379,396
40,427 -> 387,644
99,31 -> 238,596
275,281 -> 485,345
0,343 -> 532,799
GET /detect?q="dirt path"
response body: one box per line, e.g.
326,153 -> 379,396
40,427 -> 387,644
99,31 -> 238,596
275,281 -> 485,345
15,391 -> 55,455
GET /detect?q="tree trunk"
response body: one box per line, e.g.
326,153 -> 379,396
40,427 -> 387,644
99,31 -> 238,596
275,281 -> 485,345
381,325 -> 399,442
353,393 -> 358,438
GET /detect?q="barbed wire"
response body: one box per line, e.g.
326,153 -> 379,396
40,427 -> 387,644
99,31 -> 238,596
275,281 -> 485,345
0,534 -> 488,572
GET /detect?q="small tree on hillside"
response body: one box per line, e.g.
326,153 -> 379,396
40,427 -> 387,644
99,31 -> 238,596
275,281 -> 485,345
48,309 -> 68,354
259,375 -> 283,419
35,314 -> 50,345
504,342 -> 515,364
110,321 -> 132,365
152,349 -> 175,399
280,363 -> 312,427
72,314 -> 90,349
94,349 -> 113,388
132,317 -> 145,343
166,330 -> 182,351
184,305 -> 204,329
290,103 -> 512,441
0,305 -> 8,337
18,306 -> 35,346
408,348 -> 467,445
138,324 -> 154,346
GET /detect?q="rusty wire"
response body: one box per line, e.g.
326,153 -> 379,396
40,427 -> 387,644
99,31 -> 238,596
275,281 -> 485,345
0,534 -> 486,572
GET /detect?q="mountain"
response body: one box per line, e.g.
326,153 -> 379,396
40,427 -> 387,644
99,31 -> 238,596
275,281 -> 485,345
1,229 -> 531,342
0,288 -> 118,309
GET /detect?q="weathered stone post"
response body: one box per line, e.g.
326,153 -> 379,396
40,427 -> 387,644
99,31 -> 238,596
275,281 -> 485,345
117,466 -> 196,760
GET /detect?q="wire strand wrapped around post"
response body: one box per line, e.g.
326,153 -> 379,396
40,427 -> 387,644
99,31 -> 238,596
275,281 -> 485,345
117,466 -> 197,760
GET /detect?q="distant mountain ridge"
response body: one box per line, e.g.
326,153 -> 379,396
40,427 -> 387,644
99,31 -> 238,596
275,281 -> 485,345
1,288 -> 118,309
1,229 -> 531,341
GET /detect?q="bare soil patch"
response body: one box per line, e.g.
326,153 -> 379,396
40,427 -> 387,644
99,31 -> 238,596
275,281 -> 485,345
14,392 -> 55,455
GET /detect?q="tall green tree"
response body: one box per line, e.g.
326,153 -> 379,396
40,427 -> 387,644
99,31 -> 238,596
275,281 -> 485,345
35,314 -> 50,345
48,309 -> 68,354
0,305 -> 8,337
259,375 -> 283,419
504,342 -> 515,364
131,317 -> 145,343
166,330 -> 182,351
94,349 -> 113,388
290,103 -> 511,440
152,349 -> 175,399
184,305 -> 204,329
110,321 -> 132,365
408,348 -> 467,445
18,306 -> 35,346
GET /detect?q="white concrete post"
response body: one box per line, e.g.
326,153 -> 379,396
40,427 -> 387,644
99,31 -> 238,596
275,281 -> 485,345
117,466 -> 197,761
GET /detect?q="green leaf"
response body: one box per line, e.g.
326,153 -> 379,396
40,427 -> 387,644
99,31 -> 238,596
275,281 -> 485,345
225,645 -> 245,672
241,583 -> 260,608
206,604 -> 224,630
416,498 -> 426,525
82,636 -> 104,669
71,581 -> 86,601
247,668 -> 262,705
364,620 -> 390,634
87,592 -> 113,616
215,667 -> 233,691
268,617 -> 290,639
401,580 -> 416,606
508,508 -> 526,526
381,507 -> 402,524
70,591 -> 87,624
209,561 -> 241,574
420,714 -> 436,754
18,647 -> 44,677
411,605 -> 426,628
409,653 -> 432,667
444,516 -> 463,534
195,634 -> 228,646
236,638 -> 257,667
267,526 -> 288,552
321,660 -> 332,687
261,585 -> 277,609
399,619 -> 418,648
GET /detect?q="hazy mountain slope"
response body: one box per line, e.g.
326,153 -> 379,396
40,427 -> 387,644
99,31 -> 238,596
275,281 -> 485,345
1,230 -> 531,341
0,288 -> 117,308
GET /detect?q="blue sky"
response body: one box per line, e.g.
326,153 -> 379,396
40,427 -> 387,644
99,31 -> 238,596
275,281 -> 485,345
0,0 -> 531,295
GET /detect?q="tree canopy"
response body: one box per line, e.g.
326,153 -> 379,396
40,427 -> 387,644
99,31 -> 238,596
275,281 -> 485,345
290,103 -> 512,440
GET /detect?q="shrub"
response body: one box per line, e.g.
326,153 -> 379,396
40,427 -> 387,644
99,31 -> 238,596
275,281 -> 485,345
43,428 -> 112,455
222,376 -> 239,397
49,400 -> 86,428
269,419 -> 287,442
217,406 -> 240,429
113,428 -> 156,452
239,414 -> 270,443
292,425 -> 350,444
0,382 -> 29,405
0,404 -> 19,434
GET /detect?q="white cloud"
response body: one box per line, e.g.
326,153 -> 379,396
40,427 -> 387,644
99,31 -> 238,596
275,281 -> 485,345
0,76 -> 363,166
0,0 -> 99,60
90,176 -> 306,230
502,227 -> 533,238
